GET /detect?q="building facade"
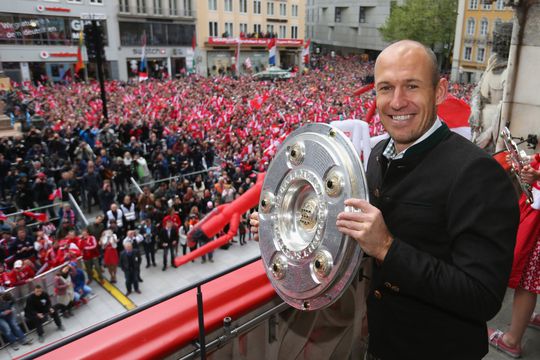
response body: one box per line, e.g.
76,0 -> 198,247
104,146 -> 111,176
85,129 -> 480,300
305,0 -> 401,59
116,0 -> 195,81
450,0 -> 514,83
194,0 -> 305,76
0,0 -> 121,83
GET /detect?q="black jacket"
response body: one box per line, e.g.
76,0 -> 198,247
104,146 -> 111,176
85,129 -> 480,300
365,124 -> 519,360
25,292 -> 53,315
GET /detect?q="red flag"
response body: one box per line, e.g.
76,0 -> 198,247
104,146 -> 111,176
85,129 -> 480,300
23,211 -> 48,223
75,30 -> 85,73
0,211 -> 7,221
49,188 -> 62,201
437,94 -> 471,140
302,39 -> 311,65
353,83 -> 374,97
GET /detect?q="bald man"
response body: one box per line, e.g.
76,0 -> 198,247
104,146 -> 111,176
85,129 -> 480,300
336,40 -> 519,359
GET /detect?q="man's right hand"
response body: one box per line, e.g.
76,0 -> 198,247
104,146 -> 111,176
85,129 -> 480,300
249,212 -> 260,242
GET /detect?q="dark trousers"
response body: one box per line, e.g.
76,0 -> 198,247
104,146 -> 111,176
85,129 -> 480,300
162,245 -> 175,268
143,241 -> 156,266
27,311 -> 62,336
124,270 -> 139,292
85,190 -> 100,211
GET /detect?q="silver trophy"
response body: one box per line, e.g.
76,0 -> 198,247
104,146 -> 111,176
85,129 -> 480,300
258,123 -> 368,311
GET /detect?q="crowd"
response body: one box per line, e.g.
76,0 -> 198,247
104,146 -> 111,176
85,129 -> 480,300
0,55 -> 475,350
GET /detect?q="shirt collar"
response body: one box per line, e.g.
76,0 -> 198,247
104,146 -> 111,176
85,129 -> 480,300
383,118 -> 442,160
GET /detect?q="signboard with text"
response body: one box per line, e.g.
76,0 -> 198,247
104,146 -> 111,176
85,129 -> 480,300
207,38 -> 303,47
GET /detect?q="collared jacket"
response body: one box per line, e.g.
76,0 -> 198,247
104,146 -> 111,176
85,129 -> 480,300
366,124 -> 519,360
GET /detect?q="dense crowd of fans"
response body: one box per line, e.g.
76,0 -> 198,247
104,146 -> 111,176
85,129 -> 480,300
0,55 -> 474,349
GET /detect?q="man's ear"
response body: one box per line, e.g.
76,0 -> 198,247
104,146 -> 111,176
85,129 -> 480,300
435,77 -> 448,106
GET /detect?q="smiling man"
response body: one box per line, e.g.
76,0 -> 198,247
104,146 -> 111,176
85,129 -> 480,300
336,40 -> 520,359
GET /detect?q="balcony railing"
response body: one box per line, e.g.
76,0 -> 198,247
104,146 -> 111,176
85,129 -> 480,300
118,6 -> 196,18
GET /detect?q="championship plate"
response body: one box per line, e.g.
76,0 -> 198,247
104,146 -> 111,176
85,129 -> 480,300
258,123 -> 368,310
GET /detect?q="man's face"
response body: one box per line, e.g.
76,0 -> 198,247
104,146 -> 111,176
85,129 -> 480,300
34,287 -> 43,296
374,43 -> 447,153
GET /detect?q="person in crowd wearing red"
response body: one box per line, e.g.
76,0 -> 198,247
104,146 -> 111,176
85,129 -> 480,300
0,263 -> 12,289
9,259 -> 35,286
100,229 -> 119,283
489,154 -> 540,357
79,228 -> 103,284
162,208 -> 181,229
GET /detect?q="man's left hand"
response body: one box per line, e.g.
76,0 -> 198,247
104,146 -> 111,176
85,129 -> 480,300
336,198 -> 393,262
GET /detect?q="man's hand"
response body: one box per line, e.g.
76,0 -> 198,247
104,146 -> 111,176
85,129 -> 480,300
336,199 -> 394,262
520,164 -> 540,185
38,313 -> 45,319
249,212 -> 259,242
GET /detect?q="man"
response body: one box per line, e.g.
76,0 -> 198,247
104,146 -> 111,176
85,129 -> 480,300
24,285 -> 64,343
159,219 -> 178,271
119,242 -> 141,295
82,161 -> 103,213
79,228 -> 103,283
0,291 -> 32,350
333,41 -> 519,359
123,229 -> 144,282
139,218 -> 157,268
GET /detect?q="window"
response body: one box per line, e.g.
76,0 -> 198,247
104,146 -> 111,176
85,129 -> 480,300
253,0 -> 261,14
224,0 -> 232,12
291,26 -> 298,39
183,0 -> 191,15
119,22 -> 194,46
153,0 -> 162,14
477,47 -> 485,63
67,0 -> 82,3
89,0 -> 103,4
209,21 -> 218,37
119,0 -> 130,12
208,0 -> 217,10
335,7 -> 342,23
480,18 -> 488,36
239,0 -> 247,13
279,25 -> 286,38
483,1 -> 492,10
292,4 -> 298,17
359,6 -> 366,23
267,24 -> 274,35
279,3 -> 286,16
464,46 -> 472,61
137,0 -> 146,13
253,23 -> 261,35
469,0 -> 478,10
224,22 -> 233,37
467,18 -> 475,35
267,2 -> 274,16
240,23 -> 248,35
169,0 -> 177,15
496,0 -> 505,10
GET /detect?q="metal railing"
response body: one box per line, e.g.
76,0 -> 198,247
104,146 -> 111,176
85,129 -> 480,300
19,255 -> 266,360
135,166 -> 221,192
0,258 -> 84,348
2,195 -> 88,229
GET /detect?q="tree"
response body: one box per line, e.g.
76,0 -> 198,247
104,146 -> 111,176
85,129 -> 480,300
379,0 -> 458,71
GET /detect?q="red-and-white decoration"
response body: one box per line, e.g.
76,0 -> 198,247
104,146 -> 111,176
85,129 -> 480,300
208,38 -> 303,47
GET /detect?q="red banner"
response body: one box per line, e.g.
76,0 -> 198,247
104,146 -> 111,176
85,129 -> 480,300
207,38 -> 303,47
